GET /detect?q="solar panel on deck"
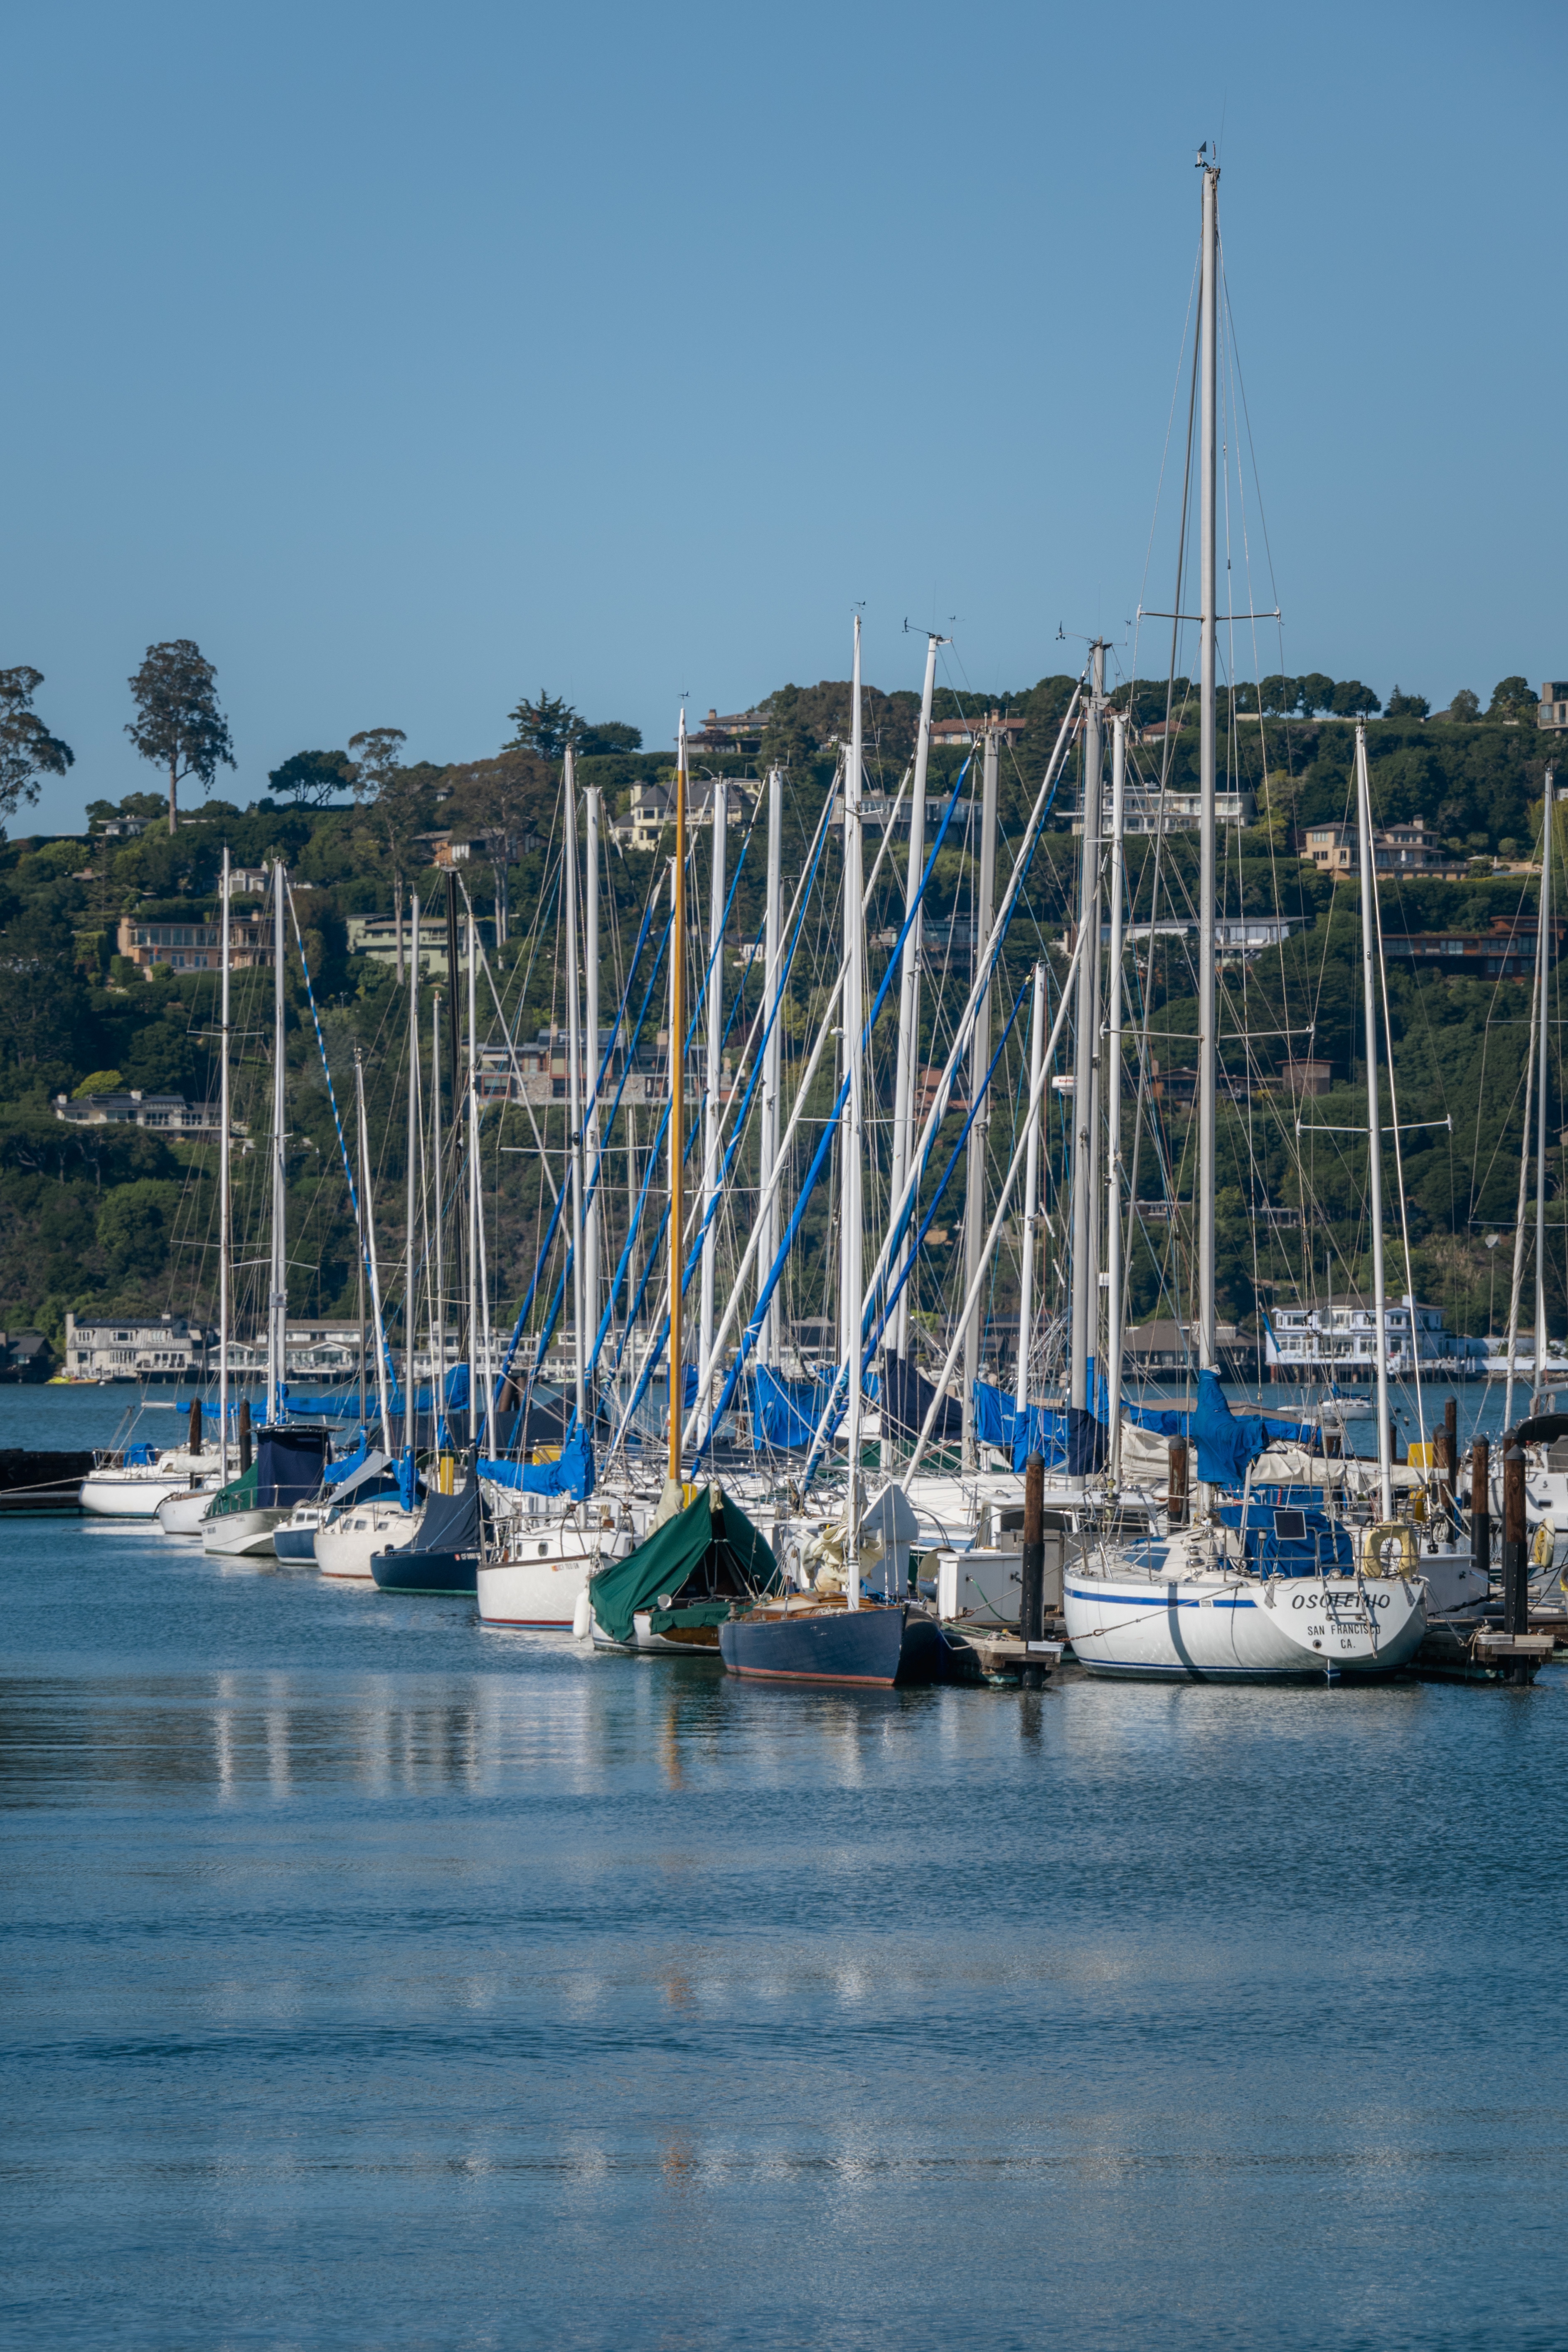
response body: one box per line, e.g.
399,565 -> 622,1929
1273,1507 -> 1307,1540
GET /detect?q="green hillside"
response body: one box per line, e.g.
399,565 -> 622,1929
0,679 -> 1561,1369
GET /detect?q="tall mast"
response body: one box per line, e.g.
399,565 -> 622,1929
1068,645 -> 1105,1420
756,764 -> 784,1369
700,774 -> 728,1408
1536,766 -> 1556,1409
667,712 -> 688,1490
563,746 -> 587,1434
1015,962 -> 1047,1419
961,717 -> 999,1468
1105,713 -> 1128,1485
889,633 -> 943,1375
218,847 -> 231,1481
443,874 -> 464,1390
267,857 -> 287,1426
583,783 -> 603,1374
1197,157 -> 1220,1379
842,618 -> 866,1606
431,995 -> 445,1441
466,891 -> 482,1451
405,896 -> 420,1459
1355,726 -> 1394,1522
355,1050 -> 394,1457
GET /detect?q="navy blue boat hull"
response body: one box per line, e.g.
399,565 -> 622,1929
370,1549 -> 478,1595
273,1529 -> 318,1562
718,1603 -> 944,1687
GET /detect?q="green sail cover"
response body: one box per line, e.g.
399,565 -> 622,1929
588,1487 -> 779,1645
205,1465 -> 258,1519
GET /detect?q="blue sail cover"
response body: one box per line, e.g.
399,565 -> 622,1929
881,1354 -> 962,1444
478,1426 -> 595,1500
975,1370 -> 1318,1480
972,1372 -> 1111,1473
744,1365 -> 882,1452
1216,1498 -> 1354,1578
749,1365 -> 831,1449
1191,1368 -> 1267,1487
254,1426 -> 332,1508
286,1365 -> 474,1424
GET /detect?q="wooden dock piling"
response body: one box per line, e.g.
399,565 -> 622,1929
1471,1435 -> 1490,1583
1020,1453 -> 1046,1689
1168,1437 -> 1188,1527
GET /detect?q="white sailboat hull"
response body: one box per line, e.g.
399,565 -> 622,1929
81,1473 -> 189,1519
155,1484 -> 222,1534
1064,1563 -> 1428,1679
477,1522 -> 631,1628
202,1506 -> 288,1558
81,1451 -> 224,1519
315,1501 -> 417,1581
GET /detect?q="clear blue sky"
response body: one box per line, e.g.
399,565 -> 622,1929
5,0 -> 1563,833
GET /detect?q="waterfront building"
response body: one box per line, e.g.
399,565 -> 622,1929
1264,1295 -> 1487,1381
64,1313 -> 205,1382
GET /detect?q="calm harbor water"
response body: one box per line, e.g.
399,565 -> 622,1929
5,1386 -> 1568,2349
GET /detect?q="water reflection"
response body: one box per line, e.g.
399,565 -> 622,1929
8,1507 -> 1568,2350
0,1674 -> 499,1804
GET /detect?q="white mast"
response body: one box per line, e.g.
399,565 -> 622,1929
218,847 -> 231,1481
1015,962 -> 1047,1420
584,783 -> 603,1362
1068,646 -> 1105,1421
266,857 -> 287,1427
842,619 -> 866,1607
757,764 -> 784,1369
961,718 -> 1000,1470
354,1050 -> 394,1457
405,896 -> 420,1458
1536,766 -> 1556,1410
1354,726 -> 1394,1522
700,774 -> 729,1407
1197,156 -> 1220,1384
889,633 -> 943,1375
1504,952 -> 1538,1434
466,892 -> 485,1450
1105,713 -> 1128,1485
431,995 -> 445,1433
667,715 -> 689,1492
562,746 -> 587,1434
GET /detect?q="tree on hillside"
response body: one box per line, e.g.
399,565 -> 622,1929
1448,689 -> 1482,723
1489,675 -> 1536,722
1298,673 -> 1336,717
578,720 -> 642,755
126,640 -> 235,835
268,748 -> 356,807
441,749 -> 554,944
0,667 -> 74,822
349,727 -> 423,982
1330,680 -> 1382,717
507,690 -> 579,760
1386,686 -> 1430,719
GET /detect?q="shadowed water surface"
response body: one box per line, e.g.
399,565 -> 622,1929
4,1474 -> 1566,2349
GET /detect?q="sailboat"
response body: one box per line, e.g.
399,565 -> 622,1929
1061,163 -> 1428,1679
718,622 -> 946,1685
82,1399 -> 223,1519
317,914 -> 426,1579
204,860 -> 334,1556
478,744 -> 635,1628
